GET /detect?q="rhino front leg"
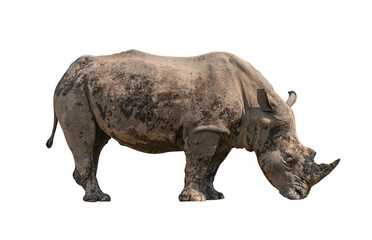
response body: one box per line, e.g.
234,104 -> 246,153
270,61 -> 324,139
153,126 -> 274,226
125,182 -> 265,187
179,131 -> 220,201
205,147 -> 231,200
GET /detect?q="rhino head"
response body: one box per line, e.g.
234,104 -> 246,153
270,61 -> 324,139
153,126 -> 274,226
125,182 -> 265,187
253,89 -> 340,200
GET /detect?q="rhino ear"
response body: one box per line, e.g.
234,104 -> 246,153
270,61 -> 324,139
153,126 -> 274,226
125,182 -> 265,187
257,89 -> 279,113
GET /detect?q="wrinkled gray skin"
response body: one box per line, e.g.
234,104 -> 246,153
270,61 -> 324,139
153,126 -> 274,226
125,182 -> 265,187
47,50 -> 340,202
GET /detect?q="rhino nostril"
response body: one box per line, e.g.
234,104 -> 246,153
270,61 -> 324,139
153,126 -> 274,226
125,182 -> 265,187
280,189 -> 304,200
295,189 -> 303,199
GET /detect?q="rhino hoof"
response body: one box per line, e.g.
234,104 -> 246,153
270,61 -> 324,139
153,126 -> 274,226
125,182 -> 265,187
206,186 -> 225,200
83,192 -> 111,202
179,189 -> 207,202
207,192 -> 225,200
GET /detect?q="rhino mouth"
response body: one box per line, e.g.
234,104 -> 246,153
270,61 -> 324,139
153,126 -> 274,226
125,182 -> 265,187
280,183 -> 310,200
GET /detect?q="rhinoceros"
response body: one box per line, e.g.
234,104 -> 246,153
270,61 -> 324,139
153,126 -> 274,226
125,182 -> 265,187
47,50 -> 339,202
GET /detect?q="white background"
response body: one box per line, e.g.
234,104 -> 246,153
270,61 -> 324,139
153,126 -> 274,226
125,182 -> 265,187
1,0 -> 371,239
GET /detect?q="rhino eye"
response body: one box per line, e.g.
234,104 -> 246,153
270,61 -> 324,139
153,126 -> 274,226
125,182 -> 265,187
283,151 -> 296,165
284,156 -> 295,165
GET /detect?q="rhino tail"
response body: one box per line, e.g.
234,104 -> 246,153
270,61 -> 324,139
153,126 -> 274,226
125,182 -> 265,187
46,110 -> 58,148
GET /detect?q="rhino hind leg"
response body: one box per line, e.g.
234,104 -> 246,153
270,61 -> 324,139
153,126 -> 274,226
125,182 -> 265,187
179,131 -> 221,201
92,127 -> 111,174
55,89 -> 110,202
67,125 -> 110,202
79,127 -> 111,201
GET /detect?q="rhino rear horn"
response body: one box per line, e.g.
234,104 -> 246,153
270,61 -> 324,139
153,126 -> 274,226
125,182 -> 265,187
310,159 -> 340,186
286,91 -> 297,107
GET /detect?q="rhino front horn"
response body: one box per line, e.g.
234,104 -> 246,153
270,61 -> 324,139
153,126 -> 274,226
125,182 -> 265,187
310,159 -> 340,186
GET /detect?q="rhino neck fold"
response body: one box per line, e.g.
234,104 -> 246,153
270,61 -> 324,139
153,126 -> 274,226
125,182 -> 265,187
238,80 -> 256,152
244,111 -> 265,153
